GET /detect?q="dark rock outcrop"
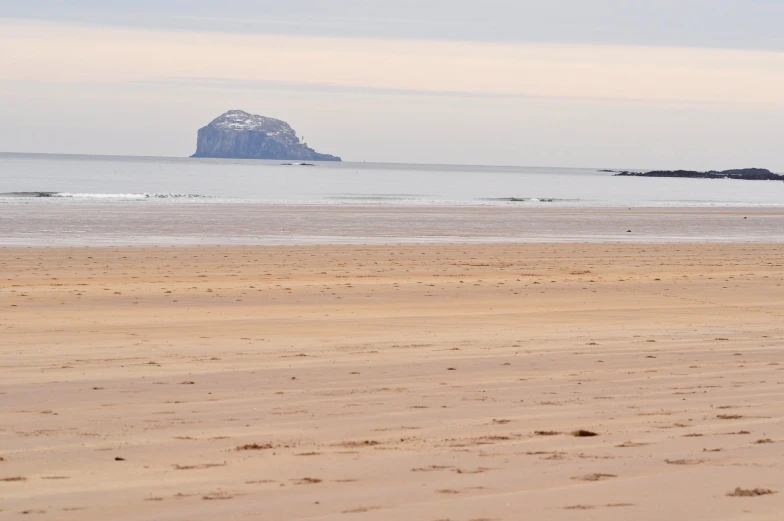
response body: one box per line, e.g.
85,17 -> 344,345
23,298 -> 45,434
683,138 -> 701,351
614,168 -> 783,181
192,110 -> 341,161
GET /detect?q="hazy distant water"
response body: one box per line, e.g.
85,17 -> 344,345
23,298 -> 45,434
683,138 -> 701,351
1,153 -> 783,246
3,152 -> 784,206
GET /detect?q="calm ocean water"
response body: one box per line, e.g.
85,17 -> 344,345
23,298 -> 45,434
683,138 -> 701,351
1,153 -> 783,245
3,153 -> 784,206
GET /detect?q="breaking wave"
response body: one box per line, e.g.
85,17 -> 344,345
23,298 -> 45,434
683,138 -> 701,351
0,192 -> 211,200
480,197 -> 577,203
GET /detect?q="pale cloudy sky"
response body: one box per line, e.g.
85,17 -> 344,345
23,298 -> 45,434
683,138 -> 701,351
1,1 -> 783,169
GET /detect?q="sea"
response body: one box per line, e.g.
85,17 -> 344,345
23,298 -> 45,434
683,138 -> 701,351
2,152 -> 783,246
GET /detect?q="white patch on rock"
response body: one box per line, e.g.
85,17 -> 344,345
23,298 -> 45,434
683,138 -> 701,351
210,110 -> 299,146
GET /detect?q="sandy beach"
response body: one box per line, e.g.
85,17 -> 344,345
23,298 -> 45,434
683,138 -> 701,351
1,243 -> 783,520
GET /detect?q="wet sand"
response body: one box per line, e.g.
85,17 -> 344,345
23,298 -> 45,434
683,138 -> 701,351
1,243 -> 783,520
3,204 -> 784,246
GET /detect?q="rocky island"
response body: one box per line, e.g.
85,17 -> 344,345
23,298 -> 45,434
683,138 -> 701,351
192,110 -> 341,161
611,168 -> 784,181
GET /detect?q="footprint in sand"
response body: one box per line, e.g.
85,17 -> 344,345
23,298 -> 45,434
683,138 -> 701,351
572,473 -> 617,482
665,459 -> 705,465
202,491 -> 234,500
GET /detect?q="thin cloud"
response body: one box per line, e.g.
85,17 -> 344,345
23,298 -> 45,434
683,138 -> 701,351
3,19 -> 784,108
136,77 -> 781,111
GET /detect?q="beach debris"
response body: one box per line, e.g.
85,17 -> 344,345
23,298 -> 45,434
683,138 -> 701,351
572,473 -> 617,481
616,441 -> 648,447
727,488 -> 777,497
294,477 -> 322,485
236,443 -> 274,451
337,440 -> 381,448
173,463 -> 226,470
665,459 -> 705,465
412,465 -> 452,472
571,430 -> 599,437
202,491 -> 234,500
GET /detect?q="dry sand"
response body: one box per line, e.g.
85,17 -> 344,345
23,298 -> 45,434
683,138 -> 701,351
1,243 -> 783,520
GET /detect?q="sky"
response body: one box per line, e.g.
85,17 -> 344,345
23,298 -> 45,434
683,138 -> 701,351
1,1 -> 784,169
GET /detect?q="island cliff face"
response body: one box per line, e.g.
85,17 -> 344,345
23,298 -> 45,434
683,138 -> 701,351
192,110 -> 341,161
